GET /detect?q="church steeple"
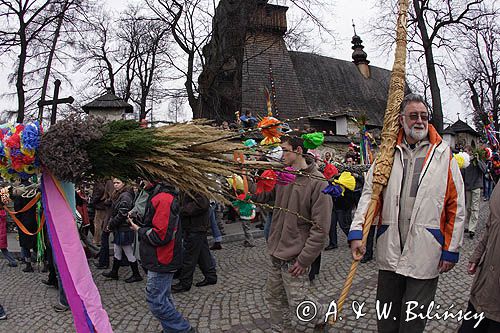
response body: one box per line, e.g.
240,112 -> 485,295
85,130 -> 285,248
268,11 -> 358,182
351,21 -> 371,78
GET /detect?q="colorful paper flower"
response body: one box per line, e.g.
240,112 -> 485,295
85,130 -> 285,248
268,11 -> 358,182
256,170 -> 277,194
276,166 -> 296,185
301,132 -> 324,149
323,163 -> 339,180
21,122 -> 42,151
232,193 -> 255,218
258,117 -> 283,146
322,183 -> 343,198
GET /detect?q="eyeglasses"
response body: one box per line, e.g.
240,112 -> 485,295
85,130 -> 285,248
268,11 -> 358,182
404,113 -> 429,121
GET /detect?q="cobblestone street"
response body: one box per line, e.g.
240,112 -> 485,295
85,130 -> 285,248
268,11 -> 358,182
0,202 -> 488,333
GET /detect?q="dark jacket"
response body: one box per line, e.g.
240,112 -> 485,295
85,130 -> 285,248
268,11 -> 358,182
138,183 -> 183,273
107,188 -> 134,232
334,173 -> 364,211
461,158 -> 487,190
13,194 -> 37,249
180,192 -> 210,233
91,182 -> 106,210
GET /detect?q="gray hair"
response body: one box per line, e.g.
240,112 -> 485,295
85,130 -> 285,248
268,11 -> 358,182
399,93 -> 429,114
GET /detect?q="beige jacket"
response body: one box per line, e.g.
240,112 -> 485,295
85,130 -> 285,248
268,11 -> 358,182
469,182 -> 500,322
253,162 -> 332,267
349,126 -> 465,279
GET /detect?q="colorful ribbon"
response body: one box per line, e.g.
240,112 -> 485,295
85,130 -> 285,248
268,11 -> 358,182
42,169 -> 113,333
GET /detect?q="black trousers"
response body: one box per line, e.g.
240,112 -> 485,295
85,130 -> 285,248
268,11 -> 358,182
458,302 -> 500,333
179,231 -> 217,287
376,270 -> 438,333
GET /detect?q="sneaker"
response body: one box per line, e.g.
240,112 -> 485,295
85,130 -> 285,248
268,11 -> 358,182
0,309 -> 6,320
54,303 -> 69,312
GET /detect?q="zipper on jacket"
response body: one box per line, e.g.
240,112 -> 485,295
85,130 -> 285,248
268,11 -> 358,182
418,141 -> 441,188
396,146 -> 404,254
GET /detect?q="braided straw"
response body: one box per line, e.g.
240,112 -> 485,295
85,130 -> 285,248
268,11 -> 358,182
328,0 -> 410,325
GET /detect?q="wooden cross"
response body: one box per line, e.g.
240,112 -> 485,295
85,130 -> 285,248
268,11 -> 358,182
37,79 -> 74,124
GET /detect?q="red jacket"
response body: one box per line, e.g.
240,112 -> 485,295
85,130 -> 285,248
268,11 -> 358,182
138,184 -> 182,273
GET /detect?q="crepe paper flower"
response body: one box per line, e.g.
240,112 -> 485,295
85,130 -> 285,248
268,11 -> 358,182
20,147 -> 35,158
21,122 -> 42,151
256,169 -> 277,194
276,166 -> 296,185
485,147 -> 492,160
323,163 -> 339,180
264,146 -> 283,162
244,139 -> 257,148
333,171 -> 356,195
18,172 -> 31,180
5,132 -> 21,149
232,193 -> 255,218
454,152 -> 470,169
322,183 -> 343,198
227,174 -> 245,192
258,116 -> 283,146
301,132 -> 324,149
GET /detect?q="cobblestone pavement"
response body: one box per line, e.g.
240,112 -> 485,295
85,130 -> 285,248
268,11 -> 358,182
0,202 -> 489,333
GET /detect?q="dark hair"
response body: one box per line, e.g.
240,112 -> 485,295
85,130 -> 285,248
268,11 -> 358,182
281,135 -> 308,154
399,93 -> 429,114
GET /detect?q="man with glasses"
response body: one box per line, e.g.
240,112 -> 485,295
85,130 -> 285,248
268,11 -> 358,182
349,93 -> 465,333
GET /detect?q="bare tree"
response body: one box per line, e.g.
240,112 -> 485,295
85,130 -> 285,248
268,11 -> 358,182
73,7 -> 119,95
459,15 -> 499,135
0,0 -> 65,123
37,0 -> 81,121
371,0 -> 495,132
118,6 -> 171,121
167,94 -> 186,122
147,0 -> 213,116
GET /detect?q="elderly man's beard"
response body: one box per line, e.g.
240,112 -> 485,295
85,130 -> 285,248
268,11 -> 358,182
402,121 -> 428,142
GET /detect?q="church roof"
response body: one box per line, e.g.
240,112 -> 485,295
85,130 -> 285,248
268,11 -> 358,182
442,119 -> 480,136
289,51 -> 409,127
82,92 -> 133,114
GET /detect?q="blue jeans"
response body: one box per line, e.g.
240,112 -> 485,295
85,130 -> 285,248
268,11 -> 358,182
263,213 -> 272,241
146,271 -> 191,332
209,205 -> 222,242
484,177 -> 493,199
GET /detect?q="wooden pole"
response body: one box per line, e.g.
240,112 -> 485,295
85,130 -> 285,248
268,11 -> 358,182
329,0 -> 410,325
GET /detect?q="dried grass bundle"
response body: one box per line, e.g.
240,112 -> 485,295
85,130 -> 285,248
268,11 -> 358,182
39,117 -> 246,201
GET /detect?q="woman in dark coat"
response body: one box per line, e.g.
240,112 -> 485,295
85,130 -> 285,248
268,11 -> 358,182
12,186 -> 38,272
102,178 -> 142,283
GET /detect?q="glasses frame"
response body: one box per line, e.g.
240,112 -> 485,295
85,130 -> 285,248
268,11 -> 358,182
402,113 -> 430,121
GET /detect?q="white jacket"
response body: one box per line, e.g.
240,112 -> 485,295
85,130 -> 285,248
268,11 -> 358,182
349,126 -> 465,279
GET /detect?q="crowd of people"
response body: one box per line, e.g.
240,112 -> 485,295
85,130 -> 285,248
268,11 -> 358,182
0,93 -> 498,333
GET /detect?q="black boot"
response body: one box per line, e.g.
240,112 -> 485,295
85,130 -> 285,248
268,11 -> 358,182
102,258 -> 120,280
22,262 -> 34,273
125,261 -> 143,283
